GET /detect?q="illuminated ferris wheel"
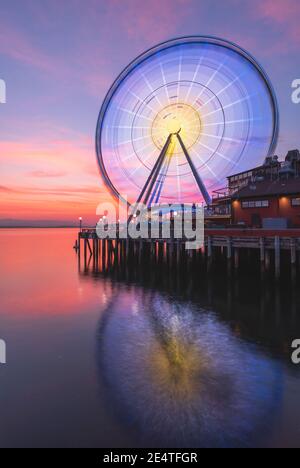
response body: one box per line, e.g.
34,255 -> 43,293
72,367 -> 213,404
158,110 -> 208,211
96,36 -> 279,207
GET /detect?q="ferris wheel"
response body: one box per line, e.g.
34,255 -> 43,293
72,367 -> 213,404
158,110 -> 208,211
96,36 -> 279,207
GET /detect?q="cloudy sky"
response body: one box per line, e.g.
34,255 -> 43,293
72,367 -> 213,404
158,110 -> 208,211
0,0 -> 299,225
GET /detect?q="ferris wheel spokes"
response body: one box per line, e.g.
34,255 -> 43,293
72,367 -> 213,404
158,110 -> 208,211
128,130 -> 212,224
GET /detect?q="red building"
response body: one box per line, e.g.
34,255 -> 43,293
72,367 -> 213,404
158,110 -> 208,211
209,150 -> 300,228
231,179 -> 300,228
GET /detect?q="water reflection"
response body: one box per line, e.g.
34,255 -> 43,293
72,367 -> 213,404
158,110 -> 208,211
97,287 -> 282,448
0,229 -> 298,448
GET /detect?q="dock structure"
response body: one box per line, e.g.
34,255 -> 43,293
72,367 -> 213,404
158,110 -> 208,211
77,228 -> 300,280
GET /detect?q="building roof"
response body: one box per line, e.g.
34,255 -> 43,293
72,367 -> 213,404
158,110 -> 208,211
226,163 -> 282,179
232,178 -> 300,199
227,165 -> 264,179
227,150 -> 300,180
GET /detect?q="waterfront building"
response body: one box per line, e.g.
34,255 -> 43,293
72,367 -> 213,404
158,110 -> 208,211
209,150 -> 300,228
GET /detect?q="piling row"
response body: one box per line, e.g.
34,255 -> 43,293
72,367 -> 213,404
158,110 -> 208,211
76,229 -> 300,280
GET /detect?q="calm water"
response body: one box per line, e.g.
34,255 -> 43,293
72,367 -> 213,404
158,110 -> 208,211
0,228 -> 299,448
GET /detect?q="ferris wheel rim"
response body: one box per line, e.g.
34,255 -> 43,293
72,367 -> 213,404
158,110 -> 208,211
95,35 -> 279,204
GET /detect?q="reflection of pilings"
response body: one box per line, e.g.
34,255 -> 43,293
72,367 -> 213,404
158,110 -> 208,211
234,271 -> 240,301
291,269 -> 297,318
260,280 -> 266,318
227,273 -> 233,313
207,270 -> 213,306
275,287 -> 281,326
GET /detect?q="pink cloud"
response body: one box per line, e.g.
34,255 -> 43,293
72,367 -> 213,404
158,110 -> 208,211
0,20 -> 110,98
27,170 -> 68,178
0,24 -> 64,74
258,0 -> 300,24
0,0 -> 195,100
0,184 -> 102,197
108,0 -> 193,43
0,126 -> 114,223
254,0 -> 300,49
0,136 -> 97,176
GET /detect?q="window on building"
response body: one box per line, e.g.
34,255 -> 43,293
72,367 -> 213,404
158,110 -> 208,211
291,198 -> 300,207
242,200 -> 269,209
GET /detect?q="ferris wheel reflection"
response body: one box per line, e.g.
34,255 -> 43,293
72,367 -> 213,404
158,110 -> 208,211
96,286 -> 282,448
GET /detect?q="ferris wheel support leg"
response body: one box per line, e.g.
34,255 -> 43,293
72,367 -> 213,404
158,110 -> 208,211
128,134 -> 172,224
143,135 -> 172,206
176,133 -> 211,206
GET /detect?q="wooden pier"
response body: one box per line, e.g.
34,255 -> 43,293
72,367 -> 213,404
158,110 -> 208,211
76,228 -> 300,280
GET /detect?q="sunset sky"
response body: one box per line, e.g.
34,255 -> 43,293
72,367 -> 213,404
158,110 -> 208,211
0,0 -> 300,226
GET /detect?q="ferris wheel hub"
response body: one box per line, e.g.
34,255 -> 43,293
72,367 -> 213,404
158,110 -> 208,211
151,103 -> 201,156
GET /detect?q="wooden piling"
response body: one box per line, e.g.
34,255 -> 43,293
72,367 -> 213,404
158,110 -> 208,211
84,238 -> 87,261
207,236 -> 212,259
274,236 -> 280,279
265,249 -> 270,272
260,237 -> 265,263
227,237 -> 232,260
77,233 -> 81,256
102,239 -> 106,268
126,238 -> 130,262
176,241 -> 181,265
291,238 -> 296,265
87,239 -> 92,256
234,248 -> 239,269
139,238 -> 143,264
